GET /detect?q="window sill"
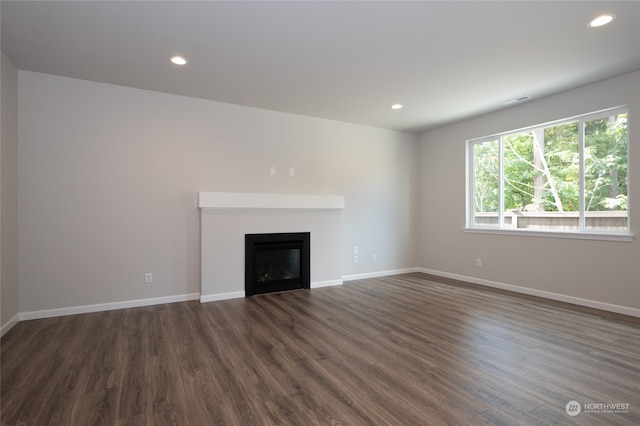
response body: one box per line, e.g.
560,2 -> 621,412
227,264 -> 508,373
464,227 -> 634,242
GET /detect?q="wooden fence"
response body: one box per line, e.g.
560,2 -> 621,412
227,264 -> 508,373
473,211 -> 628,230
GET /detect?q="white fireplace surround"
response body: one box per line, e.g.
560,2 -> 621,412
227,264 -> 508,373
199,192 -> 345,303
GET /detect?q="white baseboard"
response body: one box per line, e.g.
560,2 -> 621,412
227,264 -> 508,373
311,279 -> 343,288
11,266 -> 635,331
19,293 -> 201,322
200,291 -> 245,303
418,268 -> 640,318
1,314 -> 20,338
342,267 -> 420,282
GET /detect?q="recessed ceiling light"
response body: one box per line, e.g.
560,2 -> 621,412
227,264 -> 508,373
391,104 -> 403,110
589,14 -> 615,28
170,56 -> 188,65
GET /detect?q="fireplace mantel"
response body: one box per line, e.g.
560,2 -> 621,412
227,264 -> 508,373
198,192 -> 345,210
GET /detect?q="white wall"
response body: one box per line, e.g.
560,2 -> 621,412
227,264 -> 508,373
1,51 -> 20,334
418,71 -> 640,313
17,71 -> 418,314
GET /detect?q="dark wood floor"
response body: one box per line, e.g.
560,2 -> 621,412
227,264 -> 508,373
2,273 -> 639,425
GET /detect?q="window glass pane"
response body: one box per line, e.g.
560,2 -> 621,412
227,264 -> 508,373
584,113 -> 628,230
472,139 -> 499,227
503,131 -> 534,228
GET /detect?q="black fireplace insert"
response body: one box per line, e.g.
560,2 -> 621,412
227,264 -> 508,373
245,232 -> 310,296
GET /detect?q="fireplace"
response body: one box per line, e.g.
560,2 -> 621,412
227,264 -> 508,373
245,232 -> 310,296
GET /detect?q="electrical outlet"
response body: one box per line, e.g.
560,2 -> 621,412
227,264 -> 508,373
372,254 -> 377,263
354,255 -> 359,264
476,258 -> 482,267
353,246 -> 359,255
145,272 -> 153,283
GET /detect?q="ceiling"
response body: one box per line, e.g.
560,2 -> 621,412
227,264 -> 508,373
2,1 -> 639,133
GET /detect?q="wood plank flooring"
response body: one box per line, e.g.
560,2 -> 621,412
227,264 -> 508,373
2,273 -> 639,425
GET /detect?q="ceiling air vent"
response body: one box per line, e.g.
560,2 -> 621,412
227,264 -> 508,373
502,96 -> 530,106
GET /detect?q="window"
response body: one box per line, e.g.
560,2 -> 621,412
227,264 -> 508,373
467,107 -> 629,238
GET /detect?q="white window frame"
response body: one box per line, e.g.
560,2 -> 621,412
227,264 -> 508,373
465,106 -> 633,242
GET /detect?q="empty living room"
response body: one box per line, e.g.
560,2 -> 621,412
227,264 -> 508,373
2,1 -> 639,424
